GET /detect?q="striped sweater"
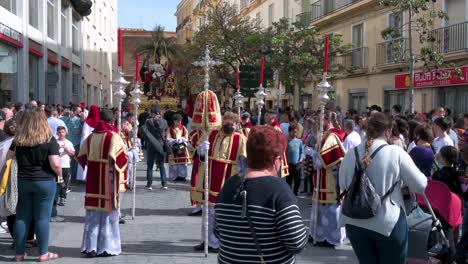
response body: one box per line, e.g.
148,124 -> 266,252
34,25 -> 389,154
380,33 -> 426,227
215,175 -> 307,264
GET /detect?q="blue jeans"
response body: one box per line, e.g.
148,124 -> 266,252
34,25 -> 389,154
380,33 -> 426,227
14,178 -> 56,255
70,144 -> 80,182
146,148 -> 167,187
346,208 -> 408,264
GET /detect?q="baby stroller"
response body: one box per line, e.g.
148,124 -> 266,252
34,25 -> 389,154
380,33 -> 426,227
407,180 -> 462,264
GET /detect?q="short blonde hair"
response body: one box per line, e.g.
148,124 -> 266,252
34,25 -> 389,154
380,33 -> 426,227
15,110 -> 53,146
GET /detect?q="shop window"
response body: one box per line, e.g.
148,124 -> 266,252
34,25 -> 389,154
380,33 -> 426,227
349,92 -> 367,113
29,55 -> 40,100
0,43 -> 17,105
61,69 -> 68,104
0,0 -> 16,14
46,62 -> 58,104
72,65 -> 80,97
384,90 -> 406,112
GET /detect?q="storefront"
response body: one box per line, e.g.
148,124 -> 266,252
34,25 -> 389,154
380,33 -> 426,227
395,66 -> 468,116
0,23 -> 22,105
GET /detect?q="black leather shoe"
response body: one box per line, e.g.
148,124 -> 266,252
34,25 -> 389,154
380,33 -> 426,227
188,210 -> 202,216
208,247 -> 219,253
193,242 -> 204,251
119,218 -> 126,224
85,251 -> 97,258
314,241 -> 335,249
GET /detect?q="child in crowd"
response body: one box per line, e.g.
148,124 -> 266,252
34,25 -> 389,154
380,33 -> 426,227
433,145 -> 462,196
286,125 -> 304,196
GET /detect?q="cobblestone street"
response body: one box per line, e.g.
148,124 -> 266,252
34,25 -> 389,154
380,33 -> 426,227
0,162 -> 358,263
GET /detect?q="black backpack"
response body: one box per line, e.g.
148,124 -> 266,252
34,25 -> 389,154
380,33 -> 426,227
342,145 -> 400,219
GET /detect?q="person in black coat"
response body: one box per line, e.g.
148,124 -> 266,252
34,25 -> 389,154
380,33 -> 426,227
140,108 -> 169,190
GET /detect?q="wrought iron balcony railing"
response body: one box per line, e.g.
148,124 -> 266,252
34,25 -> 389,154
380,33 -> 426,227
430,21 -> 468,54
337,47 -> 368,70
376,37 -> 409,65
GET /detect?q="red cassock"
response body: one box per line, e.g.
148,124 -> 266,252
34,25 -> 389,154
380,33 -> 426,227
313,128 -> 346,204
77,121 -> 128,212
189,130 -> 204,205
191,129 -> 247,205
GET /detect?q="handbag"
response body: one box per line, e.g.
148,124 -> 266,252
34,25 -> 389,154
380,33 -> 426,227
239,176 -> 266,264
0,159 -> 12,195
341,144 -> 400,219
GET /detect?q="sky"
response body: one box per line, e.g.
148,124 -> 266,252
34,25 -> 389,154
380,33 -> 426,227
118,0 -> 178,32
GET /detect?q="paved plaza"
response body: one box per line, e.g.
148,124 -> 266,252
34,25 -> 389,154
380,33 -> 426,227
0,162 -> 358,263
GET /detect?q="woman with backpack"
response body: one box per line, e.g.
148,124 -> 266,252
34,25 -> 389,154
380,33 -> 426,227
338,112 -> 427,264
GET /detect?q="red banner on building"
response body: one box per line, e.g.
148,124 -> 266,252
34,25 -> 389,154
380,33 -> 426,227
395,66 -> 468,89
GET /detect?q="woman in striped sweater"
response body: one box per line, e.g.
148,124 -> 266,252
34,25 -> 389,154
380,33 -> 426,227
215,126 -> 307,264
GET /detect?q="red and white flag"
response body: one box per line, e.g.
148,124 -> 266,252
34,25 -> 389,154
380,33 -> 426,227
76,105 -> 100,181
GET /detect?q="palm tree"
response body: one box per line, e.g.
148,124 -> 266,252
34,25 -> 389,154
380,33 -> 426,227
135,25 -> 177,63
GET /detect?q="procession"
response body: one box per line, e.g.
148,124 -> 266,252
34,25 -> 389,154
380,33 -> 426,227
2,0 -> 468,263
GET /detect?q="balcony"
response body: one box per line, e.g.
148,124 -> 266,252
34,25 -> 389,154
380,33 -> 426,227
430,21 -> 468,56
336,47 -> 368,73
310,0 -> 364,22
376,38 -> 409,68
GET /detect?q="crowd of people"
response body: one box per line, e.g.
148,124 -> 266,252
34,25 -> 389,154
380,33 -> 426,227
1,98 -> 468,263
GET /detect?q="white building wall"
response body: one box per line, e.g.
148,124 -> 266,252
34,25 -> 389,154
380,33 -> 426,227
82,0 -> 118,107
0,0 -> 85,105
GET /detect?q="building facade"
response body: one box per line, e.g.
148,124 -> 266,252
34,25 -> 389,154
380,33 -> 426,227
177,0 -> 468,115
296,0 -> 468,115
175,0 -> 195,44
81,0 -> 118,107
120,28 -> 176,86
0,0 -> 89,106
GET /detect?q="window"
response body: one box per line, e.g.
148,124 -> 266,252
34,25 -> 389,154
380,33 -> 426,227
349,92 -> 367,113
388,12 -> 403,38
352,23 -> 364,67
0,0 -> 16,14
29,55 -> 40,100
384,90 -> 406,113
72,14 -> 80,55
0,42 -> 18,105
29,0 -> 39,28
268,4 -> 274,27
72,64 -> 80,96
256,12 -> 261,24
46,62 -> 58,104
47,0 -> 56,39
61,5 -> 67,46
283,0 -> 289,19
61,69 -> 68,103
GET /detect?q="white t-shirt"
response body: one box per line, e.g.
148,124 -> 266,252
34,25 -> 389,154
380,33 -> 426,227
433,135 -> 454,153
343,130 -> 362,151
57,139 -> 75,168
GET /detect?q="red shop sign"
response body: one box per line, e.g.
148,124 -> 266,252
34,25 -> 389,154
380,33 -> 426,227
395,66 -> 468,89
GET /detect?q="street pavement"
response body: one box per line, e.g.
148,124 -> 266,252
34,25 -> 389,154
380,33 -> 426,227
0,162 -> 358,263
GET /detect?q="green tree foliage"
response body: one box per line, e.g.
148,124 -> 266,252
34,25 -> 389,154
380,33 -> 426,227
135,25 -> 177,63
378,0 -> 450,72
265,18 -> 350,94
